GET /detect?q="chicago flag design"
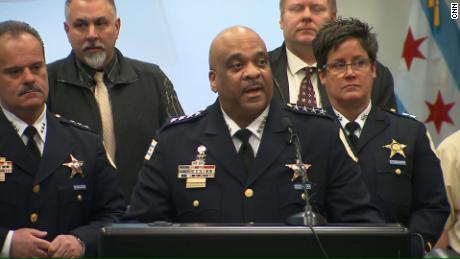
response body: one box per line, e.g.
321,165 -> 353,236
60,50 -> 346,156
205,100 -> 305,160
395,0 -> 460,145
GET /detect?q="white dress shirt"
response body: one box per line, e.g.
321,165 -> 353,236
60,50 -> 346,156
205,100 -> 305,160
334,102 -> 372,138
285,47 -> 322,107
221,105 -> 269,156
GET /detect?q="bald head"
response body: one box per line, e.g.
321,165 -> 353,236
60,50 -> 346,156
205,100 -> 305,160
207,26 -> 273,129
209,26 -> 266,70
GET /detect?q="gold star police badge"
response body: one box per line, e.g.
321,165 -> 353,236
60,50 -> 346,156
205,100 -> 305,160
286,162 -> 311,182
383,139 -> 407,159
63,154 -> 84,178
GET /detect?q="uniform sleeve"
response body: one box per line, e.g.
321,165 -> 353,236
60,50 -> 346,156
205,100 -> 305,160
124,140 -> 174,222
408,125 -> 450,246
324,128 -> 384,223
0,230 -> 12,258
69,140 -> 126,257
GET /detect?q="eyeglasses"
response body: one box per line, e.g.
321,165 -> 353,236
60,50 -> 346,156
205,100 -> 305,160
322,58 -> 372,75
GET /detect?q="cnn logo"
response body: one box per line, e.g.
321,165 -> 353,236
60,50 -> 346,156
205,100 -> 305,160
453,3 -> 459,19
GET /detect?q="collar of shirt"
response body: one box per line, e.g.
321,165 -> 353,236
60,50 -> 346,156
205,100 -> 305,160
75,50 -> 120,88
220,105 -> 270,156
0,104 -> 47,154
286,47 -> 316,76
285,47 -> 321,106
334,101 -> 372,138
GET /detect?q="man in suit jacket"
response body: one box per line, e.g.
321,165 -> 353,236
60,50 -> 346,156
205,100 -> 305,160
313,17 -> 449,255
0,20 -> 125,258
47,0 -> 184,201
124,26 -> 382,224
269,0 -> 396,110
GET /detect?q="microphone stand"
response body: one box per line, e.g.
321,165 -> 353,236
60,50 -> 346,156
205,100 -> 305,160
286,124 -> 327,226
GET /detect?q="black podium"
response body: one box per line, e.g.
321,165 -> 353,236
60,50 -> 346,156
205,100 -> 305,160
99,223 -> 409,257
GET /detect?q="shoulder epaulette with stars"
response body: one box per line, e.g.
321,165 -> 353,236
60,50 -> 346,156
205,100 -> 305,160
284,103 -> 331,119
383,108 -> 418,120
160,108 -> 208,132
54,114 -> 95,132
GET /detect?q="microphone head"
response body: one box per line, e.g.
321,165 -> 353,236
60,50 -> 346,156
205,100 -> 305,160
283,117 -> 294,144
283,117 -> 294,129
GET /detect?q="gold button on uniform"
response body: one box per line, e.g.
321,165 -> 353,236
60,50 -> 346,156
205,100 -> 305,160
395,168 -> 402,176
193,200 -> 200,208
244,189 -> 254,198
32,185 -> 40,193
301,193 -> 306,200
30,213 -> 38,223
77,194 -> 83,201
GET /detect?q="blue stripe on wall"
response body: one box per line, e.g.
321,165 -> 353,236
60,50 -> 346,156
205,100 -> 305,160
420,0 -> 460,90
396,94 -> 408,114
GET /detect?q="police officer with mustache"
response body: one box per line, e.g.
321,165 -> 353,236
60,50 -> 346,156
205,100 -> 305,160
0,20 -> 125,258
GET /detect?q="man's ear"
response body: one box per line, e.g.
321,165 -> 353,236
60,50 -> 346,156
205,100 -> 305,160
64,22 -> 70,34
209,70 -> 218,93
115,17 -> 121,38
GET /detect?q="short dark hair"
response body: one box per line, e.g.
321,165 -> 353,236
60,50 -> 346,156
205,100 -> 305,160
65,0 -> 117,20
279,0 -> 337,13
0,20 -> 44,52
312,17 -> 378,71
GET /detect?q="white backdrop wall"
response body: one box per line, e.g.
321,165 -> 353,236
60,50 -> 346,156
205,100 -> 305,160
0,0 -> 422,113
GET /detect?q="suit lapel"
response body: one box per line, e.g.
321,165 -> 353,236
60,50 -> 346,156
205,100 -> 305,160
199,102 -> 247,185
34,112 -> 74,184
318,79 -> 330,107
248,100 -> 289,185
270,44 -> 290,104
356,106 -> 390,153
271,44 -> 331,108
0,110 -> 37,175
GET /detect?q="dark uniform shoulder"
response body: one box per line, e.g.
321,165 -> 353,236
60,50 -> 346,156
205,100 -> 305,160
53,113 -> 96,133
160,108 -> 208,132
382,108 -> 418,121
284,103 -> 332,120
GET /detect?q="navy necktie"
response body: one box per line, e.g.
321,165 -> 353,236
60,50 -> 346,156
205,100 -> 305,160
345,122 -> 360,149
235,129 -> 254,172
24,126 -> 41,172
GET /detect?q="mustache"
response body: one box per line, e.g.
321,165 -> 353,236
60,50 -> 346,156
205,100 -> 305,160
241,81 -> 263,93
82,40 -> 105,50
18,84 -> 42,96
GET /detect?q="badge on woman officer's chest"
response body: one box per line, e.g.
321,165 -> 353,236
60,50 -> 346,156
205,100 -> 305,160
383,139 -> 407,159
383,139 -> 407,175
0,157 -> 13,182
177,145 -> 215,189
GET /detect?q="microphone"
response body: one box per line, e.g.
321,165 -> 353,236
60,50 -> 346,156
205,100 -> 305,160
283,117 -> 295,144
283,117 -> 327,226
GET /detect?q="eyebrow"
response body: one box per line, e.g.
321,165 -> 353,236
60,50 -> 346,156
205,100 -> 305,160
73,16 -> 109,23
